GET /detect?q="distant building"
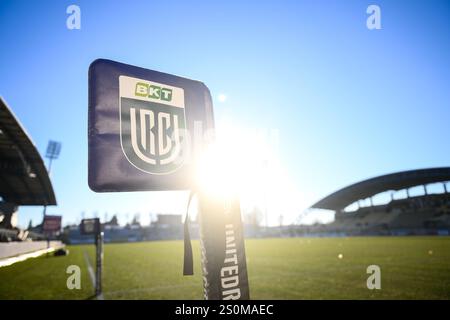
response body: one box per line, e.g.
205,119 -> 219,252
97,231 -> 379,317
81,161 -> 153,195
65,213 -> 189,244
154,214 -> 182,227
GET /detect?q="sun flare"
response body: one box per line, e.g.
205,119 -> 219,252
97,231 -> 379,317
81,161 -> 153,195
194,121 -> 304,225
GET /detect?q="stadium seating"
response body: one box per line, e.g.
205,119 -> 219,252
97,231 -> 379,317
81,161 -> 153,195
322,194 -> 450,236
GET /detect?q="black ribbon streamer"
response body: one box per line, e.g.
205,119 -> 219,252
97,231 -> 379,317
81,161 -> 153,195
183,191 -> 195,276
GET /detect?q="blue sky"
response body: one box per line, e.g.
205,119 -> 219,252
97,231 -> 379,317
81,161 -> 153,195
0,0 -> 449,227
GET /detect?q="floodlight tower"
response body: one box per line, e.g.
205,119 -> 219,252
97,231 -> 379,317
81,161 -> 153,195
45,140 -> 62,175
43,140 -> 62,217
263,159 -> 269,230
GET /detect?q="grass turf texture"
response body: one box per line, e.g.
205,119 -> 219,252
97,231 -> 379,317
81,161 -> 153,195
0,236 -> 449,299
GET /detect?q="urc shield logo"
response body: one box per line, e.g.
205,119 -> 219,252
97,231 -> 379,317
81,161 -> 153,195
88,59 -> 215,192
119,76 -> 186,174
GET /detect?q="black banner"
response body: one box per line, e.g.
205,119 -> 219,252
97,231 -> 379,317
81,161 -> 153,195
198,192 -> 250,300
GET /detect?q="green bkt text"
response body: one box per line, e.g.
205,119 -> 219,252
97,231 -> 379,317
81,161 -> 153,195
135,82 -> 172,102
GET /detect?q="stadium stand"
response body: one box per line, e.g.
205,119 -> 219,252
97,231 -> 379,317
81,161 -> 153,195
0,97 -> 57,242
310,168 -> 450,236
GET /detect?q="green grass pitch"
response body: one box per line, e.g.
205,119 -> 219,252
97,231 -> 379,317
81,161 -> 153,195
0,237 -> 449,299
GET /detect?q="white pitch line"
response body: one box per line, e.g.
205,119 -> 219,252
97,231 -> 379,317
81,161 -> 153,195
0,247 -> 58,268
83,251 -> 104,300
83,251 -> 95,285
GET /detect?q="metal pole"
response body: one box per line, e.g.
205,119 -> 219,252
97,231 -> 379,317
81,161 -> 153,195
263,160 -> 269,230
95,231 -> 104,297
46,236 -> 50,258
42,157 -> 53,220
264,197 -> 268,230
47,157 -> 53,175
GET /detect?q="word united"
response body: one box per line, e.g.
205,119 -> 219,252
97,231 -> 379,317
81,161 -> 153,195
221,224 -> 241,300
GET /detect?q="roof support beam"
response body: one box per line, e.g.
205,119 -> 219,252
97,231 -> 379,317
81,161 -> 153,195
310,168 -> 450,210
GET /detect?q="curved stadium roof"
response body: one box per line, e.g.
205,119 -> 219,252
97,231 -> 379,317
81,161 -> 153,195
311,167 -> 450,211
0,97 -> 56,206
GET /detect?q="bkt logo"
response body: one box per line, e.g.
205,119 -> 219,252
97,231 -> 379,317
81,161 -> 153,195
119,76 -> 186,174
135,82 -> 173,102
